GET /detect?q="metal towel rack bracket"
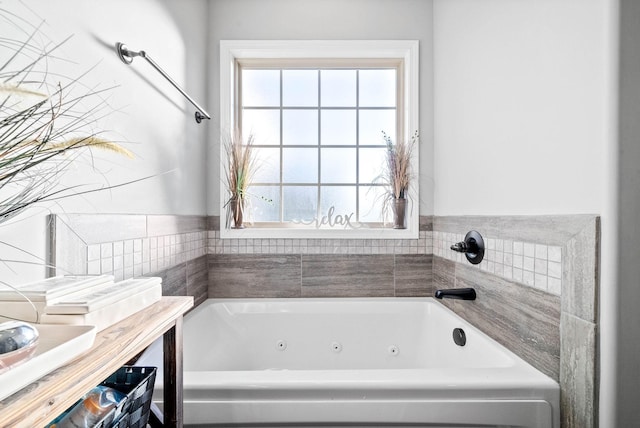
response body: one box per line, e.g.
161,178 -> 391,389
115,42 -> 211,124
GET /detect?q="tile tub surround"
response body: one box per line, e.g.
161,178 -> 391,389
50,213 -> 598,427
49,213 -> 434,302
48,214 -> 209,306
432,215 -> 599,428
433,232 -> 563,295
207,215 -> 434,298
434,256 -> 561,378
152,254 -> 208,308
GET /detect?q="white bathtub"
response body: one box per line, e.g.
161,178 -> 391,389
145,298 -> 560,427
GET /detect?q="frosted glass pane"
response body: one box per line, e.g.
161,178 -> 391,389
359,148 -> 386,184
321,110 -> 356,145
359,69 -> 396,107
283,110 -> 318,145
247,186 -> 281,222
283,186 -> 317,222
252,148 -> 280,183
283,70 -> 318,107
321,70 -> 356,107
242,70 -> 280,107
283,148 -> 318,183
359,110 -> 396,146
321,148 -> 356,183
320,187 -> 356,221
359,186 -> 387,222
242,109 -> 280,145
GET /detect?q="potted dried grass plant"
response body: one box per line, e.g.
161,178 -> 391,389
223,130 -> 258,229
382,130 -> 418,229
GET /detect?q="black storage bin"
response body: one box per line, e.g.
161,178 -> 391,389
97,366 -> 157,428
49,366 -> 157,428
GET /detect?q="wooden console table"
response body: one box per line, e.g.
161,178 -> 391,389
0,296 -> 193,428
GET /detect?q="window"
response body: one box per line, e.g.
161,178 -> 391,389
220,41 -> 419,239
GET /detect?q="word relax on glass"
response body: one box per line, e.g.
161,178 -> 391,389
294,206 -> 359,229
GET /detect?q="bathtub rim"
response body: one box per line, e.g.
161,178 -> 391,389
143,297 -> 560,427
182,296 -> 558,375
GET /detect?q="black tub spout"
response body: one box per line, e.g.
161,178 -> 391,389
434,288 -> 477,300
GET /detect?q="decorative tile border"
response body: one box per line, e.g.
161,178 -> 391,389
433,231 -> 563,296
49,214 -> 207,280
207,230 -> 433,255
86,232 -> 207,281
48,214 -> 210,309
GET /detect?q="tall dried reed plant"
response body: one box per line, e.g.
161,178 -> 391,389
0,10 -> 133,225
381,130 -> 418,228
223,130 -> 258,229
382,130 -> 418,200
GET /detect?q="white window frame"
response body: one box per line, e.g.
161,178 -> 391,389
220,40 -> 419,239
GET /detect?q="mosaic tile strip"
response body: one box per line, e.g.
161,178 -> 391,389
207,230 -> 433,255
432,231 -> 562,296
87,231 -> 207,281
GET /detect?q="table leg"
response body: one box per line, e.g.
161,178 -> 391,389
163,316 -> 184,428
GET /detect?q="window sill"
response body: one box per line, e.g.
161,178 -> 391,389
219,225 -> 419,240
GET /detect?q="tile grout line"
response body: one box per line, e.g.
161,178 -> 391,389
391,254 -> 395,296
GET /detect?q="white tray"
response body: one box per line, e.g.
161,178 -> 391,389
0,324 -> 96,401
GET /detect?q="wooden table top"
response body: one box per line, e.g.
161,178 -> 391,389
0,296 -> 193,428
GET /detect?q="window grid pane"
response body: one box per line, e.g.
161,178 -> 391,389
240,66 -> 397,225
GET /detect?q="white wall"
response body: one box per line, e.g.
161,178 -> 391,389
206,0 -> 435,215
433,0 -> 611,216
433,0 -> 619,426
0,0 -> 209,283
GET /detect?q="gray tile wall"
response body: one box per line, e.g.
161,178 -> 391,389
152,255 -> 208,309
434,256 -> 561,379
432,215 -> 599,428
208,253 -> 432,298
209,255 -> 302,298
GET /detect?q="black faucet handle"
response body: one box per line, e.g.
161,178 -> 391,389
450,242 -> 468,253
450,231 -> 485,265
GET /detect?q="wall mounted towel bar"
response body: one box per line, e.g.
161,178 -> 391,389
115,42 -> 211,124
